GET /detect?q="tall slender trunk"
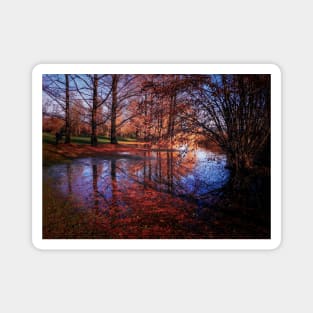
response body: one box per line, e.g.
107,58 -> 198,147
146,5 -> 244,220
111,75 -> 118,144
91,74 -> 98,146
64,74 -> 71,143
167,92 -> 176,147
143,94 -> 148,141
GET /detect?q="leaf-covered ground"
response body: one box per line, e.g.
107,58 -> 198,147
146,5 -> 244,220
43,175 -> 270,239
42,142 -> 270,239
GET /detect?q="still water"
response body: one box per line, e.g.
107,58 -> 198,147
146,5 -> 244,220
43,148 -> 268,239
44,148 -> 229,202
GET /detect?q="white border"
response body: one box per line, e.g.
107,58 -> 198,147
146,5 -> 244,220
32,64 -> 281,250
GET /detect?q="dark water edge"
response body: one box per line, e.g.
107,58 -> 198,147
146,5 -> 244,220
194,172 -> 271,239
43,148 -> 270,239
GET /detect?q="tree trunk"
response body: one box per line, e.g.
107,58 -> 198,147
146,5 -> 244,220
167,93 -> 176,147
226,147 -> 253,171
111,75 -> 118,144
64,74 -> 71,143
143,94 -> 148,141
91,74 -> 98,146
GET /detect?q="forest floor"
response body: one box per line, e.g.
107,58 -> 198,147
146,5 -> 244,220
43,130 -> 153,165
42,134 -> 270,239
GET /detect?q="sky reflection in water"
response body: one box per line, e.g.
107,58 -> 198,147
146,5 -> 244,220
43,148 -> 272,239
44,148 -> 230,210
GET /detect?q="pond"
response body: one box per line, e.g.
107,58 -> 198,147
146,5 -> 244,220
43,148 -> 270,239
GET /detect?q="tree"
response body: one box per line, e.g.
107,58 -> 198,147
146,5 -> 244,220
70,99 -> 86,136
43,74 -> 72,143
72,74 -> 112,146
138,75 -> 193,146
91,74 -> 99,145
110,74 -> 118,144
64,74 -> 70,143
189,74 -> 270,170
106,74 -> 140,144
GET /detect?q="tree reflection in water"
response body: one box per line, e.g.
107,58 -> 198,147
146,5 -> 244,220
43,148 -> 270,239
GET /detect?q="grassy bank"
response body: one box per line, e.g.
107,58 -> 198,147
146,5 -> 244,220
43,132 -> 136,145
42,132 -> 149,166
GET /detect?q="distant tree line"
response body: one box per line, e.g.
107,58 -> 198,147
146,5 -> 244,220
43,74 -> 270,171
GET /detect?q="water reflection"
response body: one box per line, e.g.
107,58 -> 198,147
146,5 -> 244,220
92,164 -> 99,210
66,163 -> 72,194
43,148 -> 271,239
44,148 -> 229,211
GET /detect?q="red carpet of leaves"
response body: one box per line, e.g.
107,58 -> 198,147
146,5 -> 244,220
43,181 -> 214,239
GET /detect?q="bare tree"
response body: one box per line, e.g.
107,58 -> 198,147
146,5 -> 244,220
138,75 -> 193,146
72,74 -> 112,146
189,74 -> 270,170
43,74 -> 72,143
43,73 -> 270,170
64,74 -> 70,143
107,74 -> 140,144
110,74 -> 118,144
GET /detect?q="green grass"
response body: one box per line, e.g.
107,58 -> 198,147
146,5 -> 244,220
43,132 -> 137,145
